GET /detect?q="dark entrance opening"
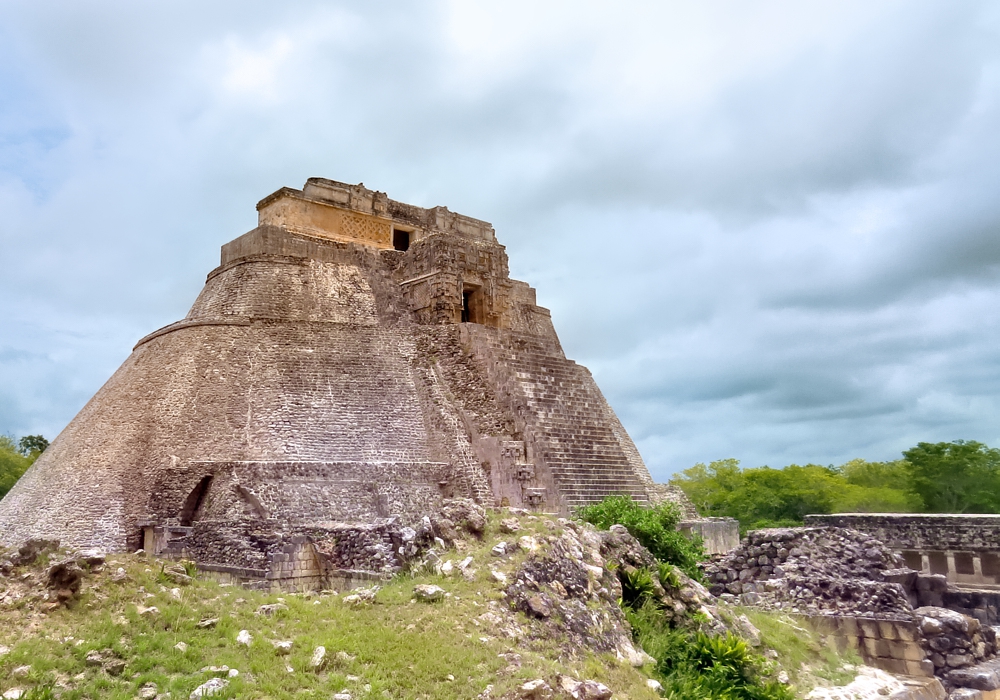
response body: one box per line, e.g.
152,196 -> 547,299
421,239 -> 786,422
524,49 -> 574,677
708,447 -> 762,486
462,285 -> 483,324
392,228 -> 410,251
902,550 -> 923,571
179,475 -> 213,526
462,290 -> 472,323
955,552 -> 975,575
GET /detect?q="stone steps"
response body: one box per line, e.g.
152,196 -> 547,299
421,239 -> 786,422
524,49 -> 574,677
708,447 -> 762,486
492,339 -> 650,509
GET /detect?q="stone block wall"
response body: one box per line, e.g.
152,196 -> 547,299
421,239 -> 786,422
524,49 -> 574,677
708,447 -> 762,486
942,589 -> 1000,626
805,515 -> 1000,586
679,518 -> 740,555
810,614 -> 932,677
263,536 -> 325,591
149,461 -> 454,529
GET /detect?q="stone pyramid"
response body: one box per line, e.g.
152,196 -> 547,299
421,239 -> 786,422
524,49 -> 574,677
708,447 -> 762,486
0,178 -> 695,587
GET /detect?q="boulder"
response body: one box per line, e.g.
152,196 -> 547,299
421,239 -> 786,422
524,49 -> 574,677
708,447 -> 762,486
190,678 -> 229,698
413,584 -> 446,602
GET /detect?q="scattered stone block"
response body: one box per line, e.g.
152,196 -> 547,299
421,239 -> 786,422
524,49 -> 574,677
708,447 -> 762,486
500,519 -> 521,534
525,594 -> 551,619
190,678 -> 228,698
310,646 -> 327,670
520,679 -> 553,699
413,584 -> 445,602
255,603 -> 288,616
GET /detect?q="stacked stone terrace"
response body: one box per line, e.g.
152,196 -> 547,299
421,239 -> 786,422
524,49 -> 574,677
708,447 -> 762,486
0,178 -> 712,587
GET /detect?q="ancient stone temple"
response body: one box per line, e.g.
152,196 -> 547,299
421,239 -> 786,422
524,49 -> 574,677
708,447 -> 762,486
0,178 -> 707,588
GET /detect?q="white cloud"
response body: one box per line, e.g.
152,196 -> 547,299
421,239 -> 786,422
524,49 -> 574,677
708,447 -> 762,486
1,0 -> 999,478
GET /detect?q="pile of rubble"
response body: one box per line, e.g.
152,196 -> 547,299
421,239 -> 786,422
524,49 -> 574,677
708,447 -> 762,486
702,524 -> 1000,699
499,519 -> 645,662
502,519 -> 731,662
916,607 -> 998,678
703,527 -> 913,618
0,538 -> 106,612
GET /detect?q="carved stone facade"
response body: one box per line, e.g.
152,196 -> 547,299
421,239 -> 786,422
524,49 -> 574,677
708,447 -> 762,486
0,178 -> 709,587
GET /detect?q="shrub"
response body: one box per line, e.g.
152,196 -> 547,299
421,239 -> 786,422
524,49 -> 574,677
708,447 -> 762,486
626,602 -> 792,700
577,495 -> 705,579
620,567 -> 661,610
583,497 -> 788,699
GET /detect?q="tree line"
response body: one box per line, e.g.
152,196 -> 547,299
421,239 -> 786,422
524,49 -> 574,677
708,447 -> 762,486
670,440 -> 1000,532
0,434 -> 48,499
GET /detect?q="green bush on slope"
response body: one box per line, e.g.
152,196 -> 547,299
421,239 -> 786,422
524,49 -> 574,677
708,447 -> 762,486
577,494 -> 704,580
627,602 -> 792,700
580,496 -> 790,700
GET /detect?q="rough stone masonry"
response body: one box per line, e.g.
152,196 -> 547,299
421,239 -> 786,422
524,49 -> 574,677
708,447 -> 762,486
0,178 -> 731,588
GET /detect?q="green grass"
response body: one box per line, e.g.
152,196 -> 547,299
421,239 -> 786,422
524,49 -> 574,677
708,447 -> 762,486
0,514 -> 659,699
736,609 -> 860,689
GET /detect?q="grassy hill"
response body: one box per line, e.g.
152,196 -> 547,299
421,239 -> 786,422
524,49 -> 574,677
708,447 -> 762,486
0,512 -> 854,699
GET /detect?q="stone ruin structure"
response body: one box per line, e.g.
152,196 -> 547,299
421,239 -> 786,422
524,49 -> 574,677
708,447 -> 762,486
806,514 -> 1000,588
707,526 -> 1000,698
0,178 -> 727,589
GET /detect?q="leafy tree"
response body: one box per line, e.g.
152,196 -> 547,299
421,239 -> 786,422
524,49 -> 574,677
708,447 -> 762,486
838,458 -> 911,490
0,436 -> 32,499
730,464 -> 841,525
18,434 -> 49,457
671,457 -> 920,531
903,440 -> 1000,513
669,458 -> 743,518
670,460 -> 844,531
672,442 -> 1000,529
831,458 -> 922,513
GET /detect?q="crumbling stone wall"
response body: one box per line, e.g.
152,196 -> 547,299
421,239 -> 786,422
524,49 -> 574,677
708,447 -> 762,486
806,514 -> 1000,586
704,525 -> 1000,686
704,527 -> 911,617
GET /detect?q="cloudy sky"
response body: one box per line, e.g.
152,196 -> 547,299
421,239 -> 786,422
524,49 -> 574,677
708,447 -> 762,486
2,1 -> 999,480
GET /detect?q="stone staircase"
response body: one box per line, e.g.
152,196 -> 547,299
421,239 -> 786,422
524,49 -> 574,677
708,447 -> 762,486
500,334 -> 650,511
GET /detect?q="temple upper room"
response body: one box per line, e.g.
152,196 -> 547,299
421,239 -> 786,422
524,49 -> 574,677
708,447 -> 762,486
256,177 -> 497,249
